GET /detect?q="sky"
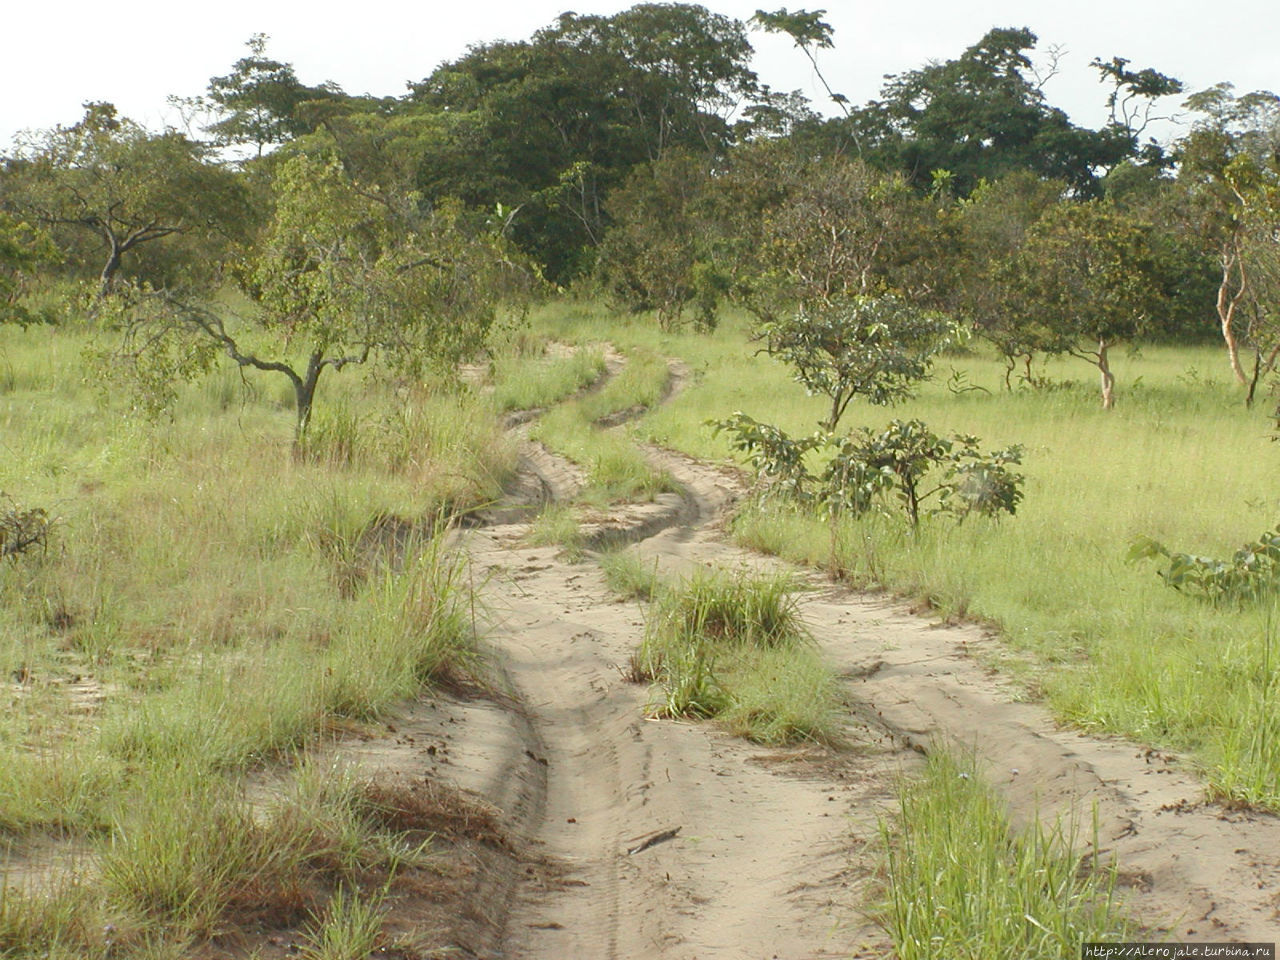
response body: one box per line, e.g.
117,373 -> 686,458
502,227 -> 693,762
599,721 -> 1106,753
2,0 -> 1275,149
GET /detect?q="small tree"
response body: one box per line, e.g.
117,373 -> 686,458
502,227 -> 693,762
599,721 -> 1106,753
713,413 -> 1023,527
760,294 -> 955,430
7,103 -> 248,296
108,155 -> 526,442
1001,200 -> 1166,408
946,172 -> 1066,389
597,150 -> 726,330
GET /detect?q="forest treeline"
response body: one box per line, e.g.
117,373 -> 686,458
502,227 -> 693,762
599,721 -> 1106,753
2,3 -> 1279,412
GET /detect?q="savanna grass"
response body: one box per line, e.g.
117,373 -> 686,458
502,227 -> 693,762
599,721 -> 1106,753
490,342 -> 607,412
878,748 -> 1130,958
528,340 -> 677,502
599,549 -> 662,601
0,319 -> 498,949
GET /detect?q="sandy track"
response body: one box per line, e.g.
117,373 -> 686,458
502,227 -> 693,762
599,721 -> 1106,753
409,352 -> 1280,957
467,526 -> 894,959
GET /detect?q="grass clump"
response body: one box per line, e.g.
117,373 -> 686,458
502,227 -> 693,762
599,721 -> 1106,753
878,748 -> 1130,959
298,884 -> 387,960
525,502 -> 585,560
90,760 -> 440,952
600,549 -> 662,601
632,566 -> 837,743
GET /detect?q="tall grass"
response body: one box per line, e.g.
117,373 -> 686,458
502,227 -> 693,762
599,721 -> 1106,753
0,320 -> 495,951
878,748 -> 1130,958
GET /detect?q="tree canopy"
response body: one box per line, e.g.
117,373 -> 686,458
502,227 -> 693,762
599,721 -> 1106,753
3,103 -> 248,294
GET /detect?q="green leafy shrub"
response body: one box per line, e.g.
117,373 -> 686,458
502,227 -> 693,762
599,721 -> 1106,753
1129,531 -> 1280,604
713,413 -> 1023,526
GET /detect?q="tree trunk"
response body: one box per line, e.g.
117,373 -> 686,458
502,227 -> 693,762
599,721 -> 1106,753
293,354 -> 325,447
824,393 -> 846,432
1097,338 -> 1116,410
1218,240 -> 1249,385
99,237 -> 122,298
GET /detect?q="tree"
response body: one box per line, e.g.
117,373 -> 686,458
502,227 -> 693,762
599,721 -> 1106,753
1177,84 -> 1280,388
745,156 -> 938,322
759,295 -> 955,430
108,155 -> 526,442
5,103 -> 248,295
539,4 -> 759,161
946,172 -> 1066,387
597,150 -> 726,328
1002,200 -> 1167,408
1090,56 -> 1183,168
850,27 -> 1130,196
205,34 -> 344,158
405,3 -> 762,283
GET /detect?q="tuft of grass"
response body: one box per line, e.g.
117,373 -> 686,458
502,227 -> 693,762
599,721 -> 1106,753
0,876 -> 121,960
98,766 -> 276,938
633,566 -> 837,743
877,748 -> 1130,959
525,502 -> 585,560
718,645 -> 839,745
600,549 -> 662,601
298,884 -> 387,960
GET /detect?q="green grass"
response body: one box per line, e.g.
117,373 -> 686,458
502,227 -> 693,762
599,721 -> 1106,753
878,748 -> 1130,958
0,320 -> 501,952
600,549 -> 662,601
298,884 -> 387,960
526,337 -> 677,502
489,341 -> 607,412
632,566 -> 838,743
525,501 -> 585,559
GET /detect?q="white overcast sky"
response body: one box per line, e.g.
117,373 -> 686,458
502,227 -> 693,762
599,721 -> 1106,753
2,0 -> 1274,149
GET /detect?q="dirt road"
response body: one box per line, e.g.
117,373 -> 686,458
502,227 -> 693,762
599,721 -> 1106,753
356,357 -> 1280,957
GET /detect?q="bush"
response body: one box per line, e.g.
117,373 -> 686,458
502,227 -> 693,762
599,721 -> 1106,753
713,414 -> 1024,526
1129,531 -> 1280,604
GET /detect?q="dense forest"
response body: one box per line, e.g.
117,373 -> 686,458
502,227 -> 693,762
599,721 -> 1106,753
3,3 -> 1278,418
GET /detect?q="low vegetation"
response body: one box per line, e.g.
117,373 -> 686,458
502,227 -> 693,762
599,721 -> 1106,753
0,322 -> 506,955
630,565 -> 838,744
530,343 -> 677,503
877,748 -> 1130,958
488,337 -> 608,413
